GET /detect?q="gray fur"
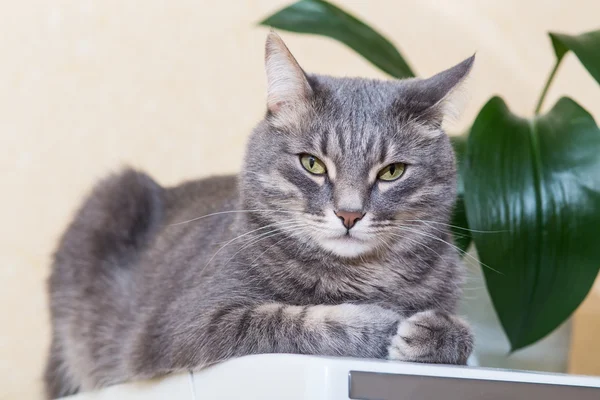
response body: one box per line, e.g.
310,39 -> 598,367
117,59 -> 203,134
45,33 -> 474,399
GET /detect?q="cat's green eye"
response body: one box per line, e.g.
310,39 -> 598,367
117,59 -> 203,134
377,163 -> 406,181
300,154 -> 327,175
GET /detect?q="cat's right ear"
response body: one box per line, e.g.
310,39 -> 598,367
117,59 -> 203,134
265,31 -> 312,114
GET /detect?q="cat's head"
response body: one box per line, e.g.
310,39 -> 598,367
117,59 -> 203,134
241,32 -> 473,259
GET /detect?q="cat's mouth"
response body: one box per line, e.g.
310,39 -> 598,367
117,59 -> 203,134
319,234 -> 375,258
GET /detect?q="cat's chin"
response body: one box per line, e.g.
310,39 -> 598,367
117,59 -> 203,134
319,236 -> 376,258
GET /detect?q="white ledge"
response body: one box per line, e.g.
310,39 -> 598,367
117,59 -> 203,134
63,354 -> 600,400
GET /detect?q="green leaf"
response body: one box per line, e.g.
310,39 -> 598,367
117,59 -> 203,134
549,30 -> 600,86
260,0 -> 414,79
450,135 -> 472,254
464,96 -> 600,351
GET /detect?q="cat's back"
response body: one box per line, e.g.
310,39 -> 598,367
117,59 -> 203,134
164,173 -> 239,226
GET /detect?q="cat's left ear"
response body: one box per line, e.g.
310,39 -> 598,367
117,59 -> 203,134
400,55 -> 475,126
264,31 -> 312,114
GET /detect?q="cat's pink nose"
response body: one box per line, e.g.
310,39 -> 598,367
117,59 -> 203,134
334,210 -> 365,230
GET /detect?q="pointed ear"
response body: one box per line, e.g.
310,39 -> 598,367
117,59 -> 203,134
265,31 -> 312,113
400,55 -> 475,125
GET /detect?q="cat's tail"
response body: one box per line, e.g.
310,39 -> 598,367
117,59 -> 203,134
46,168 -> 164,399
57,167 -> 165,266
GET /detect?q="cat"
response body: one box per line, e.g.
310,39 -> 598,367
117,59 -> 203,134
45,32 -> 474,399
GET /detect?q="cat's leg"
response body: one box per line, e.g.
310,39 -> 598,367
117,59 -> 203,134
206,304 -> 473,365
130,303 -> 473,379
210,303 -> 402,360
388,310 -> 473,365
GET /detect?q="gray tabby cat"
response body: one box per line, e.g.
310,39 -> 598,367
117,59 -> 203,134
45,32 -> 474,399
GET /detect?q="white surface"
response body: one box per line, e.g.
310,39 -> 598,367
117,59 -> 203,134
64,354 -> 600,400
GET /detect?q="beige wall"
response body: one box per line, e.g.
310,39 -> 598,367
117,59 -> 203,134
2,0 -> 600,398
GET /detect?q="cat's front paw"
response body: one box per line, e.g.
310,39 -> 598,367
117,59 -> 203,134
387,310 -> 473,365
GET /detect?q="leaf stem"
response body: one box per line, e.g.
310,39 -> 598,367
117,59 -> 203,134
534,58 -> 562,115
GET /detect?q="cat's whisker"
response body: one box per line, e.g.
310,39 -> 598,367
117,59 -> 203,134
169,209 -> 307,226
213,220 -> 305,245
222,230 -> 286,268
221,222 -> 313,269
203,221 -> 305,269
390,225 -> 503,275
461,286 -> 488,292
387,232 -> 447,265
401,221 -> 472,241
404,219 -> 507,234
214,221 -> 296,246
462,275 -> 488,282
390,226 -> 480,269
242,223 -> 308,249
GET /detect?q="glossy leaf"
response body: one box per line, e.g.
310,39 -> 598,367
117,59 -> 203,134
260,0 -> 414,79
450,135 -> 472,254
464,96 -> 600,351
549,30 -> 600,86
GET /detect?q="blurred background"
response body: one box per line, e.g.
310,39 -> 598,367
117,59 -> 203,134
2,0 -> 600,398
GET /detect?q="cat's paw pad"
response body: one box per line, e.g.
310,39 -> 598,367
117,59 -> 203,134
387,310 -> 473,365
